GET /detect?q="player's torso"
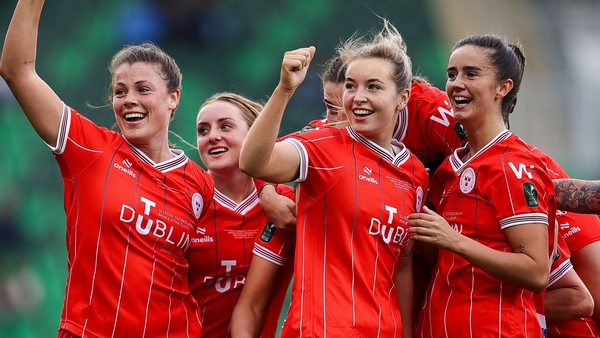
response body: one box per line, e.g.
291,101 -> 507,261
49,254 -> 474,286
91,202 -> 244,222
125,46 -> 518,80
189,188 -> 269,337
57,107 -> 211,336
284,128 -> 427,337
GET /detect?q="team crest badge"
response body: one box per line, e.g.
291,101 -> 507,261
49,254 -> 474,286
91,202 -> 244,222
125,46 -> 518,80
523,182 -> 539,207
459,167 -> 476,194
260,221 -> 277,243
191,192 -> 204,219
415,186 -> 424,212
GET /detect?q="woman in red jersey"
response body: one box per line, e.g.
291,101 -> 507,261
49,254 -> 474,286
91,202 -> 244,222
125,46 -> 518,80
408,35 -> 555,337
256,51 -> 465,336
239,19 -> 428,338
0,1 -> 214,337
189,92 -> 295,338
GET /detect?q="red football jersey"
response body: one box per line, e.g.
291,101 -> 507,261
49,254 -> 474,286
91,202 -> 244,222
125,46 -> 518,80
188,181 -> 293,337
53,105 -> 214,337
392,81 -> 465,168
280,127 -> 428,337
419,130 -> 556,338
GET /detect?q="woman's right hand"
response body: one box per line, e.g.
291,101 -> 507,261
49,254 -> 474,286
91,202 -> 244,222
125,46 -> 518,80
279,46 -> 316,93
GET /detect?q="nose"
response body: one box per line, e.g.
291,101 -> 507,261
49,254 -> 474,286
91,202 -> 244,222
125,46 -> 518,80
124,93 -> 137,107
353,87 -> 367,103
208,128 -> 221,142
448,75 -> 465,90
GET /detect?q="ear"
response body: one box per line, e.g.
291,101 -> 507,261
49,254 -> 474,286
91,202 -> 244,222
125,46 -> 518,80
495,79 -> 514,100
169,89 -> 181,111
395,88 -> 410,112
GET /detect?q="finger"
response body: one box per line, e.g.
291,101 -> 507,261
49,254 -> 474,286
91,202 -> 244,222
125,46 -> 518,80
421,205 -> 437,216
408,212 -> 426,220
306,46 -> 316,66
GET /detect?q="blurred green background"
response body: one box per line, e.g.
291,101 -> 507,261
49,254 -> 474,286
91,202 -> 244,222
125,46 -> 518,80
0,0 -> 446,336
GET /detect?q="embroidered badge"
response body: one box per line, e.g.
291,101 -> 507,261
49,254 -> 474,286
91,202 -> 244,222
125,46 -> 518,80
192,192 -> 204,219
260,221 -> 277,243
523,182 -> 539,207
459,167 -> 476,194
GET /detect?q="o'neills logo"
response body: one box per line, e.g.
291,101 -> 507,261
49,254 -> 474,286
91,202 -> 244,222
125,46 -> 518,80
192,236 -> 214,243
114,162 -> 136,178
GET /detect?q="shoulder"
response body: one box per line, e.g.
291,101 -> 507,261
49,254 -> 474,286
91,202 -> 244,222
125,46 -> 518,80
286,125 -> 343,142
410,81 -> 448,103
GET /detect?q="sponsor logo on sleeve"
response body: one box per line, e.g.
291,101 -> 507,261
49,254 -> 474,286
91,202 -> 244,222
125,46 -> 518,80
260,221 -> 277,243
523,182 -> 539,207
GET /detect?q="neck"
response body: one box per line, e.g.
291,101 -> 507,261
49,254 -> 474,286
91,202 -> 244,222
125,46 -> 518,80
132,139 -> 174,163
462,117 -> 506,156
210,170 -> 255,203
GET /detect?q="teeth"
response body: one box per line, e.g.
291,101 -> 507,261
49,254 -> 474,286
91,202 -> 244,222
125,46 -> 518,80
209,147 -> 227,154
354,109 -> 373,116
125,113 -> 145,120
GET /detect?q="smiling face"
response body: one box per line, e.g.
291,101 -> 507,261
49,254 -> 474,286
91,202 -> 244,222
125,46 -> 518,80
343,57 -> 408,147
196,100 -> 250,174
446,45 -> 507,128
112,62 -> 179,147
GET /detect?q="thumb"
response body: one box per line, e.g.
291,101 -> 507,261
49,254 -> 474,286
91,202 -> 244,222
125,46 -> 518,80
306,46 -> 317,66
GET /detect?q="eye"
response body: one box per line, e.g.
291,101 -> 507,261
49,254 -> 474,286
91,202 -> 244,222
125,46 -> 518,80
114,88 -> 126,97
344,82 -> 356,90
138,87 -> 150,93
221,124 -> 233,131
326,103 -> 343,114
197,126 -> 209,136
447,72 -> 456,80
466,71 -> 477,78
368,84 -> 381,90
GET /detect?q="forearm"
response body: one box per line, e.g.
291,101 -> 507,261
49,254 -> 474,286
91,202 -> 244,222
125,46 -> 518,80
554,179 -> 600,214
239,85 -> 294,180
230,304 -> 264,338
545,269 -> 594,322
453,234 -> 548,292
0,0 -> 44,80
545,287 -> 593,322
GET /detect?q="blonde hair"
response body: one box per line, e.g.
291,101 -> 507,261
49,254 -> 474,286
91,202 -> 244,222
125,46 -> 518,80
198,92 -> 263,128
337,18 -> 412,93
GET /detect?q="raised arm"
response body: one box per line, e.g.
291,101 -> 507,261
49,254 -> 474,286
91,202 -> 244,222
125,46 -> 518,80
239,46 -> 316,183
0,0 -> 63,146
554,179 -> 600,214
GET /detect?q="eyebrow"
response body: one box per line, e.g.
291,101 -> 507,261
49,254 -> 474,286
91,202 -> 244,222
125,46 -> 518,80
447,65 -> 482,72
197,117 -> 236,125
115,79 -> 152,87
